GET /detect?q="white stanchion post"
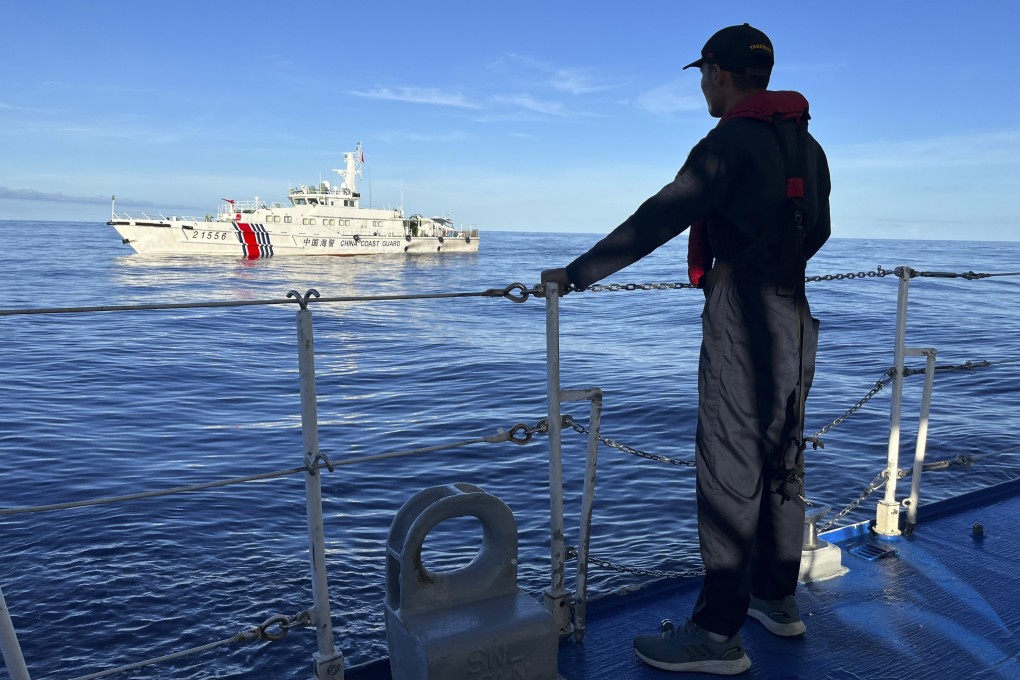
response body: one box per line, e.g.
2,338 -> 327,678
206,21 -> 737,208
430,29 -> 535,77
0,583 -> 31,680
876,267 -> 912,536
905,347 -> 937,530
543,282 -> 573,637
568,387 -> 603,643
295,300 -> 344,680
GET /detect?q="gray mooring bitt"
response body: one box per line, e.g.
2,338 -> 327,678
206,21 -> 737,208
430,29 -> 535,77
384,483 -> 559,680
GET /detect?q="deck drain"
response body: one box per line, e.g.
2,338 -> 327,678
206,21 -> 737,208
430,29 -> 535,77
848,543 -> 897,561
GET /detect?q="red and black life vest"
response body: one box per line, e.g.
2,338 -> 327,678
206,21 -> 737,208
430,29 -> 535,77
687,90 -> 811,293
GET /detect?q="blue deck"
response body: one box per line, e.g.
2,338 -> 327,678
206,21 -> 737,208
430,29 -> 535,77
350,478 -> 1020,678
557,478 -> 1020,679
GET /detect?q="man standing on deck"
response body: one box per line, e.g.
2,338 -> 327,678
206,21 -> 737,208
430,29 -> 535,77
541,24 -> 831,675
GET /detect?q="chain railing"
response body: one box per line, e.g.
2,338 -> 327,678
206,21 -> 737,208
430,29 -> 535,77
562,415 -> 696,467
549,265 -> 1020,296
5,265 -> 1020,675
548,265 -> 1020,580
819,453 -> 978,531
554,266 -> 898,296
566,546 -> 705,579
68,611 -> 313,680
811,371 -> 894,440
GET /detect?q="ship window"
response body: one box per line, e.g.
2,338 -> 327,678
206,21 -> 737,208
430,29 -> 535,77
284,216 -> 292,223
309,198 -> 319,205
344,219 -> 350,226
295,198 -> 306,205
309,218 -> 316,225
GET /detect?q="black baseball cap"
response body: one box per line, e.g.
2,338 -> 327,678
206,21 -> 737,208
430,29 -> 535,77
683,23 -> 774,77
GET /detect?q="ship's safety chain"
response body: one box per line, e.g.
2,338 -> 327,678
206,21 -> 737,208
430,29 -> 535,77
507,418 -> 550,444
818,454 -> 977,531
509,415 -> 697,469
562,415 -> 696,467
903,358 -> 1020,376
553,266 -> 897,295
68,610 -> 312,680
566,546 -> 705,579
5,268 -> 1018,318
0,420 -> 553,517
912,268 -> 1020,280
804,266 -> 895,283
580,282 -> 698,293
818,472 -> 888,532
811,370 -> 894,440
526,266 -> 1020,298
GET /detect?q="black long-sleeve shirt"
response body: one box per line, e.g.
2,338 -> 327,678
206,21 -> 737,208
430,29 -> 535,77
565,114 -> 831,289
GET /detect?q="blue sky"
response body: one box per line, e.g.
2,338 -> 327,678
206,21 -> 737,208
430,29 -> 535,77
2,1 -> 1019,240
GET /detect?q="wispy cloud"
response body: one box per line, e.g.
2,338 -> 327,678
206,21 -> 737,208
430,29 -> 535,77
0,187 -> 158,207
497,54 -> 622,95
833,130 -> 1020,169
636,82 -> 705,115
492,94 -> 570,117
61,125 -> 178,144
548,67 -> 618,95
349,86 -> 480,109
0,116 -> 178,143
374,131 -> 472,144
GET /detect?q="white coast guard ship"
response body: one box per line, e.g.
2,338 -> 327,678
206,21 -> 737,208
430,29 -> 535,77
108,144 -> 479,258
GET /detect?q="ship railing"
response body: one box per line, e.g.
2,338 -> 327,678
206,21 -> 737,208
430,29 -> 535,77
110,211 -> 206,222
0,284 -> 544,680
217,200 -> 261,215
539,265 -> 1020,639
2,268 -> 1020,678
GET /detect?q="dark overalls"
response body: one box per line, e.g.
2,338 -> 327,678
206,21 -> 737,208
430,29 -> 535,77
562,89 -> 831,640
691,268 -> 818,636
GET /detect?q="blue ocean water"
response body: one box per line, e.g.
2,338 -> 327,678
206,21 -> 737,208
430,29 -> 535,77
2,221 -> 1020,678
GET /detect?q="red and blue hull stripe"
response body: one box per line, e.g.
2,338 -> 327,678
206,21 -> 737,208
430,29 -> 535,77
232,222 -> 274,259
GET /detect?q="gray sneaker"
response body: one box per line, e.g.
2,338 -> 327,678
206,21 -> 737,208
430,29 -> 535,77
633,619 -> 751,675
747,594 -> 807,636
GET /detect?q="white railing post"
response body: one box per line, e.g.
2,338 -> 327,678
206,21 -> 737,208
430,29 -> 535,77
876,266 -> 912,536
559,387 -> 603,643
543,282 -> 573,637
0,583 -> 31,680
293,292 -> 345,680
904,347 -> 937,531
